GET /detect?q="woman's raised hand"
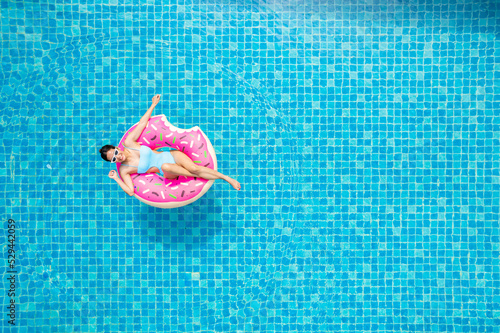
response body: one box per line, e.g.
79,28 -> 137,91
108,170 -> 118,180
152,94 -> 161,106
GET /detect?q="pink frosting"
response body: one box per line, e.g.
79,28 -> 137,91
116,115 -> 216,206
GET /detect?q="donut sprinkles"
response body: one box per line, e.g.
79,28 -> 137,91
116,115 -> 217,208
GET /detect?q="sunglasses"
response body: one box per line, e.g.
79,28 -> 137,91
110,148 -> 119,163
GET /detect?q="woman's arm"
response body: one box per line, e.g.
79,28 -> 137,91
109,170 -> 135,196
125,94 -> 161,144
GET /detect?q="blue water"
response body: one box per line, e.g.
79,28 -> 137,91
1,0 -> 500,332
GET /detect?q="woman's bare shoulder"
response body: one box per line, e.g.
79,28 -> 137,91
123,139 -> 141,149
118,165 -> 136,175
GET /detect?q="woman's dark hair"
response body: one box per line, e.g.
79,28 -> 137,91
99,145 -> 115,162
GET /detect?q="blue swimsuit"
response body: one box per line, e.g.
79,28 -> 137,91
121,145 -> 175,177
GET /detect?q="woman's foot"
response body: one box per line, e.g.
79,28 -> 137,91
226,177 -> 241,190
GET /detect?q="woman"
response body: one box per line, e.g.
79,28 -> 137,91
100,94 -> 241,196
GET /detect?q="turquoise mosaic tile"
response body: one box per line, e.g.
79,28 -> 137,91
1,0 -> 500,332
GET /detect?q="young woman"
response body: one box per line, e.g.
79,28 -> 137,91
100,94 -> 241,196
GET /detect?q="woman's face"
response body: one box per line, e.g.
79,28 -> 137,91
106,147 -> 126,163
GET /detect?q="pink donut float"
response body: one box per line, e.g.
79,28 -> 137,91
116,115 -> 217,208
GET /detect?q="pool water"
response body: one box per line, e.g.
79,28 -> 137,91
1,0 -> 500,332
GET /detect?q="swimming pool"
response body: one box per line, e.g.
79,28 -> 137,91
1,0 -> 499,332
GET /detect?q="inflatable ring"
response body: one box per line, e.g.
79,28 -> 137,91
116,115 -> 217,208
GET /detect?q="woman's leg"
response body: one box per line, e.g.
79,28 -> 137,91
160,163 -> 197,178
170,150 -> 241,190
